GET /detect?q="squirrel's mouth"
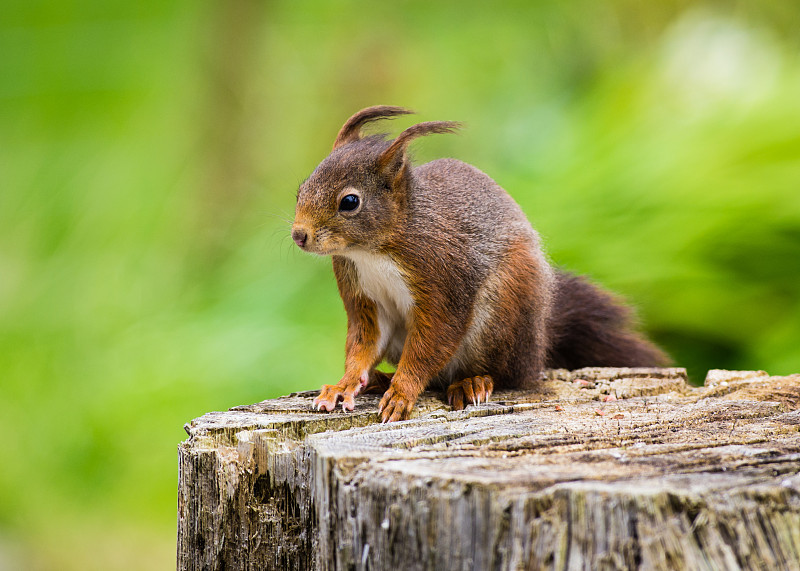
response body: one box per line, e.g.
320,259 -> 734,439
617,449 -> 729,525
298,238 -> 348,257
291,220 -> 352,256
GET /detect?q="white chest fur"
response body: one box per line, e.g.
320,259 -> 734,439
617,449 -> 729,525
343,250 -> 414,356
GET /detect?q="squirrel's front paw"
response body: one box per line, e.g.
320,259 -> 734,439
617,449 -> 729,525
314,384 -> 358,412
379,386 -> 416,423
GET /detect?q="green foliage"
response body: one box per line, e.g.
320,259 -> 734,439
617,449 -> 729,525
1,1 -> 799,568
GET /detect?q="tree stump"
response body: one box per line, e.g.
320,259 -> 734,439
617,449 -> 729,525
177,368 -> 800,570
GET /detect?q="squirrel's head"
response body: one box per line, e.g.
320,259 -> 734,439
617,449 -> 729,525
292,106 -> 460,255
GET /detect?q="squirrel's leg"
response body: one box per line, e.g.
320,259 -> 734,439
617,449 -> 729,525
379,306 -> 468,422
447,375 -> 494,410
313,291 -> 382,412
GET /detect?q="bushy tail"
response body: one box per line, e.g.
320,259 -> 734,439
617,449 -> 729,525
546,270 -> 670,369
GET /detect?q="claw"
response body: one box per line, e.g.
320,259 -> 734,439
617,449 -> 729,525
379,387 -> 414,423
341,394 -> 355,412
314,381 -> 361,414
447,375 -> 494,411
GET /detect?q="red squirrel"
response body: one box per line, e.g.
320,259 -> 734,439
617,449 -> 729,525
291,106 -> 669,422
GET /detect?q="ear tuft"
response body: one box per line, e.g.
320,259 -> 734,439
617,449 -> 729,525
332,105 -> 414,150
378,121 -> 462,170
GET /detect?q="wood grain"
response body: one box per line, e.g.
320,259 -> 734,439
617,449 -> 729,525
178,368 -> 800,570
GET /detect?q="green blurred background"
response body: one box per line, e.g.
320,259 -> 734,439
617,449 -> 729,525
2,0 -> 799,568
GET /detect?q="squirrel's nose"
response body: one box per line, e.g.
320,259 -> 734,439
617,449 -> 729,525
292,228 -> 308,248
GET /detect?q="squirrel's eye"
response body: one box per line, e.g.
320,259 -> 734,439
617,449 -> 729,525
338,194 -> 360,212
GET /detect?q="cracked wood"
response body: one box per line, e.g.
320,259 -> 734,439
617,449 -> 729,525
178,368 -> 800,570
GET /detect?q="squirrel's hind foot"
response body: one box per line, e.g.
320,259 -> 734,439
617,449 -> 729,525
447,375 -> 494,411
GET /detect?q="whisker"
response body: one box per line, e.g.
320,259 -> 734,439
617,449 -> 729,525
261,211 -> 294,225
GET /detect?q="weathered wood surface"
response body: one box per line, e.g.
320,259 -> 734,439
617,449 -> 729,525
177,368 -> 800,570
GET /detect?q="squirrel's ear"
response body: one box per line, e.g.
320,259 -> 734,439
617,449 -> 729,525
378,121 -> 462,174
332,105 -> 414,150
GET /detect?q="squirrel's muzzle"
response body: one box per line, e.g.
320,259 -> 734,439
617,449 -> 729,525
291,227 -> 308,248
